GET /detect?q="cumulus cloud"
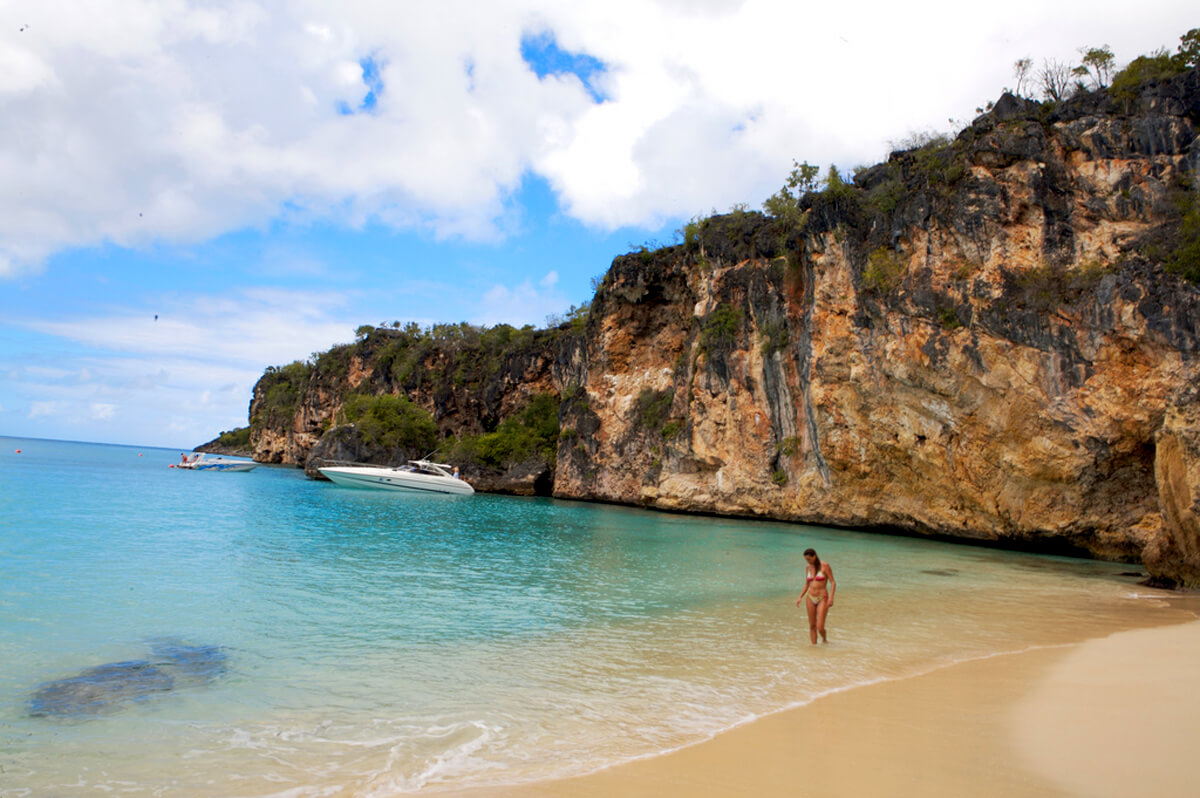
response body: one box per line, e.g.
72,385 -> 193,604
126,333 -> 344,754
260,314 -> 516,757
5,287 -> 362,446
20,287 -> 357,368
89,403 -> 116,421
474,271 -> 570,326
2,0 -> 1193,277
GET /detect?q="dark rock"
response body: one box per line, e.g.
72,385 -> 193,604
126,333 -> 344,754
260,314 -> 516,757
465,459 -> 555,496
29,641 -> 229,718
989,91 -> 1039,121
30,660 -> 174,717
149,640 -> 228,684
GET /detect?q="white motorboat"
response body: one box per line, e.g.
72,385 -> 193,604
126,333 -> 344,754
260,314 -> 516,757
318,460 -> 474,495
173,453 -> 258,472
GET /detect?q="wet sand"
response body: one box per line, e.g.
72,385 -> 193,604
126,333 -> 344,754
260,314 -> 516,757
445,613 -> 1200,798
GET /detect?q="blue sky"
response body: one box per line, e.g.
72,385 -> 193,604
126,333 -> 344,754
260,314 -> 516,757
1,1 -> 1195,448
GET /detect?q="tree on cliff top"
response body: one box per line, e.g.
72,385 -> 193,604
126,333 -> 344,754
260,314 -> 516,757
1177,28 -> 1199,68
1013,57 -> 1034,98
762,160 -> 820,221
1039,58 -> 1075,102
1073,45 -> 1115,89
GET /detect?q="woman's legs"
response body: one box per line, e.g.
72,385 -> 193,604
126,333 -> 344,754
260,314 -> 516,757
805,595 -> 819,644
815,598 -> 830,642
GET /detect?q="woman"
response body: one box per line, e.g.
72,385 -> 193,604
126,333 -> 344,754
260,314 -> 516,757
795,548 -> 835,644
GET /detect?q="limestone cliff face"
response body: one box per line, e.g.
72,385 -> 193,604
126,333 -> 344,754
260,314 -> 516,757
1152,385 -> 1200,584
555,72 -> 1200,581
247,69 -> 1200,584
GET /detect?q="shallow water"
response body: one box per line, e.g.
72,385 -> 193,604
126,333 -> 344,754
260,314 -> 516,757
0,436 -> 1180,796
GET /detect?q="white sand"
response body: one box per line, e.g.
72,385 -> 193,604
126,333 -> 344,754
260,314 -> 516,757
441,615 -> 1200,798
1013,621 -> 1200,798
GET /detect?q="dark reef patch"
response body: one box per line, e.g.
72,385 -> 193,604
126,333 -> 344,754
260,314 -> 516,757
29,640 -> 228,719
30,660 -> 174,717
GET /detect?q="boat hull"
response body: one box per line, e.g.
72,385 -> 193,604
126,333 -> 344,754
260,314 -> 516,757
190,462 -> 257,472
175,457 -> 257,472
318,466 -> 474,495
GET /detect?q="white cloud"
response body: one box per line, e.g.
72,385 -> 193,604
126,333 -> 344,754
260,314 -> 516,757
475,274 -> 570,327
0,41 -> 55,96
29,400 -> 68,420
19,287 -> 357,369
5,286 -> 364,446
2,1 -> 1193,274
89,403 -> 116,421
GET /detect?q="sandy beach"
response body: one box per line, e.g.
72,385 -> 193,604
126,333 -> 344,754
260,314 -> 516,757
446,606 -> 1200,798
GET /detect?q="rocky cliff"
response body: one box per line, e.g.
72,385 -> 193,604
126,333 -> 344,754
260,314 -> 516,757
246,68 -> 1200,585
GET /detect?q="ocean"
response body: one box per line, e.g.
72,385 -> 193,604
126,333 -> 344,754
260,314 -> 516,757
0,436 -> 1180,796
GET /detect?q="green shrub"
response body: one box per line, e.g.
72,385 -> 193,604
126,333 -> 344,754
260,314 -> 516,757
936,307 -> 963,330
759,319 -> 789,355
778,436 -> 801,457
910,141 -> 965,190
450,393 -> 561,468
1110,49 -> 1188,106
340,394 -> 439,453
1166,187 -> 1200,283
865,178 -> 905,215
212,426 -> 251,449
763,160 -> 820,223
1011,259 -> 1112,311
1179,28 -> 1200,69
862,248 -> 908,294
636,388 -> 674,433
772,469 -> 788,486
701,304 -> 742,352
313,344 -> 355,378
255,360 -> 311,426
821,164 -> 857,202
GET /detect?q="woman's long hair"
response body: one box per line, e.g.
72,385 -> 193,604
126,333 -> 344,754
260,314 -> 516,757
804,547 -> 821,571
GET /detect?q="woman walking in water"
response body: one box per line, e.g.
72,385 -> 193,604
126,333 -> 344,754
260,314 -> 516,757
796,548 -> 835,644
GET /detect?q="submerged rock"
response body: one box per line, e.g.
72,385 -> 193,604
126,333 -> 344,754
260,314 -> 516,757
149,640 -> 229,685
30,660 -> 174,717
29,641 -> 228,719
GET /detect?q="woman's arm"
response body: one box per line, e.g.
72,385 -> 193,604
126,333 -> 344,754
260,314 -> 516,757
796,575 -> 809,606
825,564 -> 835,604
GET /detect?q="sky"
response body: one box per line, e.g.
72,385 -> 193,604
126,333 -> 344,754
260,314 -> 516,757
0,1 -> 1195,449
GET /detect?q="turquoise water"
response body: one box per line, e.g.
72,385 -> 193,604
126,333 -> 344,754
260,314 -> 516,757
0,436 -> 1179,796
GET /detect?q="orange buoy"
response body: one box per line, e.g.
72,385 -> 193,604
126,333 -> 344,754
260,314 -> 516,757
14,449 -> 20,454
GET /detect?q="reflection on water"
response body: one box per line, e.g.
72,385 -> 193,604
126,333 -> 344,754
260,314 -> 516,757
0,437 -> 1186,796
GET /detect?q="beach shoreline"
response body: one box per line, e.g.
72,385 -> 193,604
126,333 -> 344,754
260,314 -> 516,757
441,599 -> 1200,798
